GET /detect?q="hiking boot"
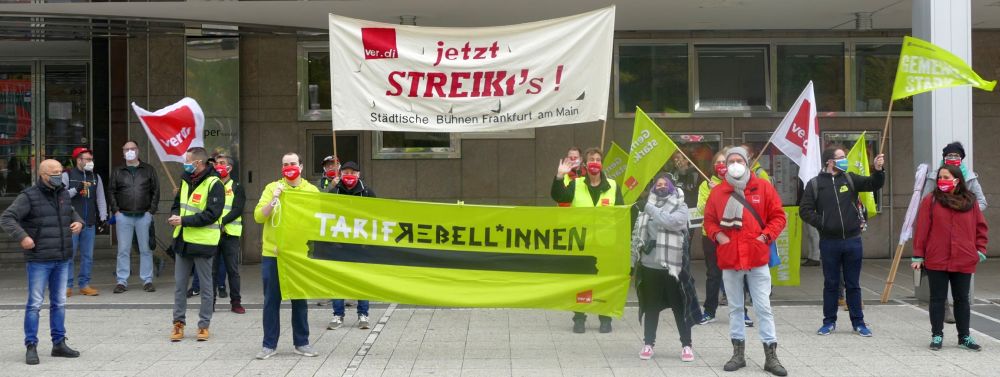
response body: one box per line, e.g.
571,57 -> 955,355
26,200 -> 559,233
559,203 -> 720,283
359,315 -> 371,329
327,316 -> 343,330
960,335 -> 982,352
697,313 -> 715,325
294,344 -> 318,357
817,323 -> 835,336
599,320 -> 612,333
639,344 -> 653,360
66,288 -> 72,297
113,284 -> 127,294
25,344 -> 39,365
217,287 -> 228,299
170,321 -> 185,342
52,339 -> 80,358
143,283 -> 155,292
929,335 -> 943,351
723,339 -> 746,371
763,342 -> 787,376
945,302 -> 956,324
854,324 -> 873,337
196,328 -> 210,341
255,347 -> 277,360
79,286 -> 99,296
681,346 -> 695,362
230,299 -> 246,314
572,319 -> 585,334
744,313 -> 754,328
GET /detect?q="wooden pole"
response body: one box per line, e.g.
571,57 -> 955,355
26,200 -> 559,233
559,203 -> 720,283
880,243 -> 907,303
158,159 -> 178,192
878,100 -> 894,156
749,139 -> 774,169
675,146 -> 711,183
600,119 -> 608,151
332,129 -> 338,159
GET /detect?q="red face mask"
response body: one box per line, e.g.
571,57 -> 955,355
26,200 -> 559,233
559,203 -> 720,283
214,164 -> 230,178
944,157 -> 962,167
937,178 -> 957,193
324,169 -> 338,179
282,165 -> 301,181
341,174 -> 359,188
586,162 -> 602,176
714,162 -> 727,178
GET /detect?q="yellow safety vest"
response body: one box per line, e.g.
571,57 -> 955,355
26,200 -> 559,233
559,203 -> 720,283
173,175 -> 222,246
220,179 -> 242,236
570,176 -> 617,207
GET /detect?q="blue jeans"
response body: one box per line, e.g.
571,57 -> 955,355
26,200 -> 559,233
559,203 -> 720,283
332,299 -> 369,317
820,237 -> 865,327
261,257 -> 309,349
115,212 -> 153,286
25,260 -> 69,345
68,225 -> 96,288
722,266 -> 776,344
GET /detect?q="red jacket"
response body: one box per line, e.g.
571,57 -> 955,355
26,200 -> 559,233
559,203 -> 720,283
703,176 -> 787,270
913,196 -> 988,274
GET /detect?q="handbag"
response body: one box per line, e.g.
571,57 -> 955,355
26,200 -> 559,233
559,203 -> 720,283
730,193 -> 782,268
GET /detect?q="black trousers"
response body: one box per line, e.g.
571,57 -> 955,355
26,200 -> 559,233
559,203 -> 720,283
214,234 -> 242,301
640,265 -> 692,347
702,234 -> 723,316
927,269 -> 972,339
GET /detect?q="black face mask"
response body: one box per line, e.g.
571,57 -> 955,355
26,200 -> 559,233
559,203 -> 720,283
47,175 -> 64,189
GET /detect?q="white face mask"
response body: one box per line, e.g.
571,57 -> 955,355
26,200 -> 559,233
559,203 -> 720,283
727,163 -> 747,179
83,162 -> 94,171
124,150 -> 137,161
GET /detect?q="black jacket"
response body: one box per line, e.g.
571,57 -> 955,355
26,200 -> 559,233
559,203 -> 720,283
219,178 -> 246,232
109,161 -> 160,215
800,170 -> 885,240
329,179 -> 376,197
1,181 -> 83,262
171,169 -> 225,257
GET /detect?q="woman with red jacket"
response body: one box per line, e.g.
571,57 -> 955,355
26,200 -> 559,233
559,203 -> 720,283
912,164 -> 989,351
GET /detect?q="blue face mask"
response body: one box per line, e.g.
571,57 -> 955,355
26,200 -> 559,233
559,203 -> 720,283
834,158 -> 849,172
183,163 -> 196,174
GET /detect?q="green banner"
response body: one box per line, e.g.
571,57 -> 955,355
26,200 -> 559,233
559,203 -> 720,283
848,132 -> 878,218
603,142 -> 628,183
621,107 -> 678,205
892,35 -> 997,100
273,191 -> 631,317
771,206 -> 802,286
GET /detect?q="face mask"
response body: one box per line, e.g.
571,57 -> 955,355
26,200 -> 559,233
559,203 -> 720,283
714,162 -> 727,178
324,169 -> 338,179
653,187 -> 671,197
214,164 -> 230,178
124,150 -> 137,161
586,162 -> 602,175
944,157 -> 962,167
48,175 -> 63,188
341,174 -> 359,188
183,163 -> 196,174
83,162 -> 94,172
727,163 -> 747,179
937,178 -> 957,193
834,158 -> 849,172
569,158 -> 580,168
282,165 -> 301,181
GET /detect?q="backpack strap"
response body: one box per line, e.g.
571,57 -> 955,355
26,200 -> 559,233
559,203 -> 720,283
729,193 -> 766,230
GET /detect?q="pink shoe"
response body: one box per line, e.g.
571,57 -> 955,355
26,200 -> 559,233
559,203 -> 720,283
681,346 -> 695,362
639,344 -> 654,360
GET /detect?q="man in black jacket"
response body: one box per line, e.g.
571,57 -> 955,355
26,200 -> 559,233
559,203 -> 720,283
168,147 -> 225,342
325,161 -> 375,330
800,145 -> 884,338
109,140 -> 160,294
1,159 -> 84,365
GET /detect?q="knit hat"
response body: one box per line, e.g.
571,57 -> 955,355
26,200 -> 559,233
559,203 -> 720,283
726,146 -> 749,164
942,142 -> 966,159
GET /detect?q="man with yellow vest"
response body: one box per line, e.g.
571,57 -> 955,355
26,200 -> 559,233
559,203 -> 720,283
213,155 -> 245,314
168,147 -> 224,342
253,152 -> 320,360
550,147 -> 624,334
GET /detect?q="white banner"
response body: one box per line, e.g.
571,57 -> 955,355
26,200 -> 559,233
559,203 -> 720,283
328,7 -> 614,132
768,81 -> 821,187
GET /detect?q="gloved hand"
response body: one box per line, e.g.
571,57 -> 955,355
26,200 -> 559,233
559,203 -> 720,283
97,220 -> 108,233
979,251 -> 987,264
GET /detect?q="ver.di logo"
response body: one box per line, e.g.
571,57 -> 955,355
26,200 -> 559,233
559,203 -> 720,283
361,28 -> 398,60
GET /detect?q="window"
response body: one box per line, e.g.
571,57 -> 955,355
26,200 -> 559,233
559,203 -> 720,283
855,43 -> 913,112
297,41 -> 332,121
664,133 -> 722,209
777,44 -> 845,112
695,45 -> 770,111
309,133 -> 360,176
187,37 -> 241,176
821,131 -> 883,210
617,44 -> 689,115
374,132 -> 461,159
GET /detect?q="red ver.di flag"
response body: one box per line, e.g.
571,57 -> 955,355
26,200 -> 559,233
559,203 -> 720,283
328,7 -> 615,132
767,81 -> 821,187
131,97 -> 205,163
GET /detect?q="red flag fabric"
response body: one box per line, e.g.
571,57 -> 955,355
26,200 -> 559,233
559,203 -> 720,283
768,81 -> 821,187
131,98 -> 205,163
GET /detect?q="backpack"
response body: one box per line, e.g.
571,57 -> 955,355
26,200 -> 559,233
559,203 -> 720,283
810,173 -> 868,232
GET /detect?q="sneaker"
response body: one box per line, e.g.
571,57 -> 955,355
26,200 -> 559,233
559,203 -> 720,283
697,313 -> 715,325
639,345 -> 653,360
854,324 -> 873,337
929,335 -> 943,350
187,288 -> 198,297
327,316 -> 343,330
218,287 -> 228,299
817,323 -> 835,336
143,283 -> 155,292
960,336 -> 982,352
170,321 -> 185,342
744,313 -> 754,328
66,288 -> 72,297
680,346 -> 695,362
359,315 -> 370,329
113,284 -> 127,294
25,344 -> 39,365
294,344 -> 319,357
196,328 -> 210,341
255,347 -> 277,360
79,286 -> 99,296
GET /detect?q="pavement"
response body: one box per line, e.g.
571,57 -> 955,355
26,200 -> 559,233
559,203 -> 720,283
2,259 -> 1000,376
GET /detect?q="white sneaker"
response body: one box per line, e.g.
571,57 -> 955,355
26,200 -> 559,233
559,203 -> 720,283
255,347 -> 276,360
294,344 -> 318,357
327,316 -> 343,330
359,315 -> 370,329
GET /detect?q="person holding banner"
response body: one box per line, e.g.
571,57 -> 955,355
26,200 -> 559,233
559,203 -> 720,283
632,173 -> 695,362
551,147 -> 623,334
254,152 -> 320,360
912,164 -> 988,351
317,155 -> 340,192
108,141 -> 160,294
556,147 -> 584,207
799,146 -> 884,338
326,161 -> 375,330
703,147 -> 787,376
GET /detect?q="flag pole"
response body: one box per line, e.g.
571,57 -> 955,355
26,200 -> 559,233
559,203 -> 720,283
750,140 -> 774,169
878,100 -> 894,155
881,242 -> 907,303
673,144 -> 711,182
158,159 -> 178,192
600,119 -> 608,151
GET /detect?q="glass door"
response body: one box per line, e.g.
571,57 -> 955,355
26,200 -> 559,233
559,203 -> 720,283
42,63 -> 89,166
0,64 -> 34,197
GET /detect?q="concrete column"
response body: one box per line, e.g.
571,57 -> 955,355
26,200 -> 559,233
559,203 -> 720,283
912,0 -> 974,170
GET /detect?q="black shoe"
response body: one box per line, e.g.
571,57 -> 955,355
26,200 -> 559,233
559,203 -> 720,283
218,287 -> 228,299
801,259 -> 821,267
572,320 -> 585,334
52,339 -> 80,358
599,321 -> 612,333
113,284 -> 127,294
26,344 -> 39,365
143,283 -> 156,292
187,288 -> 198,298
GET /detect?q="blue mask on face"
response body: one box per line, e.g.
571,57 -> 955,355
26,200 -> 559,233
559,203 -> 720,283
183,163 -> 196,174
834,158 -> 849,172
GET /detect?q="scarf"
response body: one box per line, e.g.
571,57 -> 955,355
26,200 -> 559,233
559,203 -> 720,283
631,189 -> 686,279
721,170 -> 750,229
